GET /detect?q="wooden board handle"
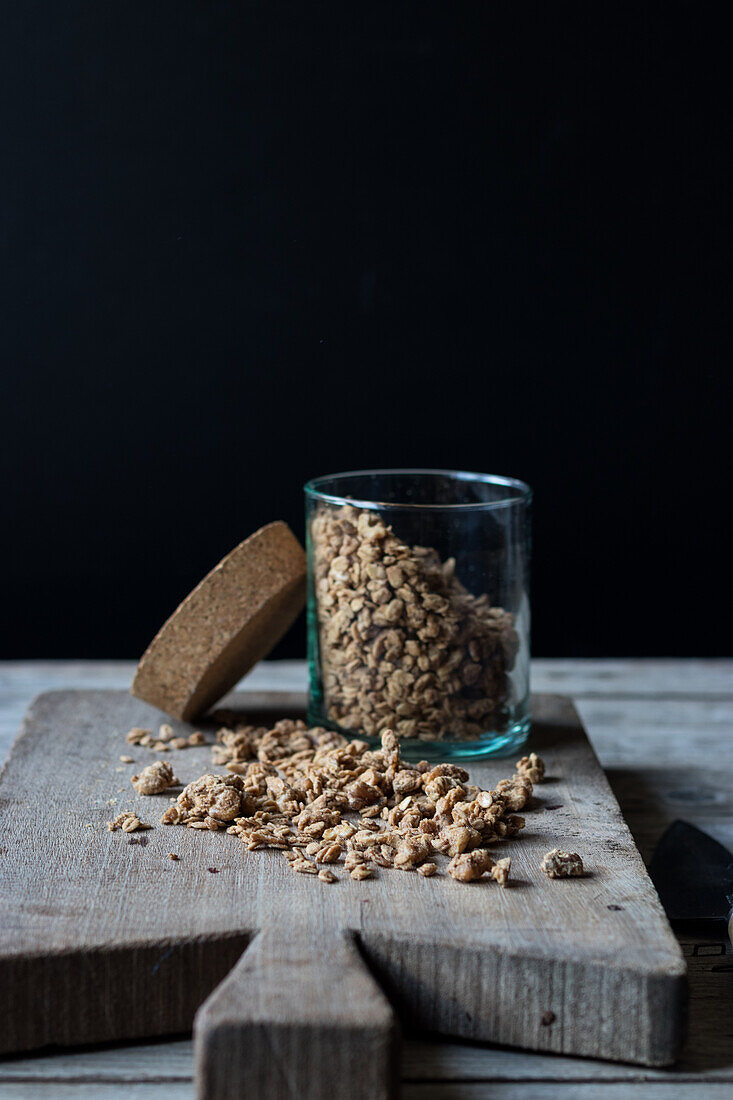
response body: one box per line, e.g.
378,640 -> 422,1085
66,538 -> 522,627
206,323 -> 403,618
194,927 -> 399,1100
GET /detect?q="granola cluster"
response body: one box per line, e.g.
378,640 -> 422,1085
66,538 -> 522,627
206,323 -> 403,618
516,752 -> 545,784
160,720 -> 545,885
107,811 -> 151,833
541,849 -> 584,878
160,773 -> 246,827
131,760 -> 178,795
310,504 -> 519,742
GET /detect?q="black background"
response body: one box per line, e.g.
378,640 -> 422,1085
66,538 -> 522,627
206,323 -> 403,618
1,2 -> 728,660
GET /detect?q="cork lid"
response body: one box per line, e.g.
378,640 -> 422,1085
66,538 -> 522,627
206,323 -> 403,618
131,521 -> 306,721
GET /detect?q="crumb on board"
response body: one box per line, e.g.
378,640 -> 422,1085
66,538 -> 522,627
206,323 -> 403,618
125,728 -> 152,744
108,812 -> 152,833
541,849 -> 584,878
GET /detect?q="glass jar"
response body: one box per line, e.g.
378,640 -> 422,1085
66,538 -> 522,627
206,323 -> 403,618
305,469 -> 531,760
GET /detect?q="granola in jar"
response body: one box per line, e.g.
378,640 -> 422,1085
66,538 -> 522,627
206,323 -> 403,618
309,503 -> 520,743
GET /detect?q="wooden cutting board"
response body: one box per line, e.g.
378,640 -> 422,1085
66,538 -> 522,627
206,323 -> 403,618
0,690 -> 686,1099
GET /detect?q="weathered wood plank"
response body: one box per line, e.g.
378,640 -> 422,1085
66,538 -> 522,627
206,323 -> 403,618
0,1042 -> 194,1083
0,689 -> 685,1077
402,931 -> 733,1081
574,697 -> 733,767
5,1083 -> 733,1100
400,1088 -> 733,1100
194,928 -> 398,1100
0,1087 -> 191,1100
2,921 -> 730,1088
1,662 -> 730,1099
530,659 -> 733,699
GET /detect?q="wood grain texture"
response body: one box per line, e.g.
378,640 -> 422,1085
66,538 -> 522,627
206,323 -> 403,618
5,1086 -> 733,1100
0,936 -> 249,1054
2,923 -> 730,1088
0,688 -> 685,1084
195,928 -> 398,1100
0,1087 -> 191,1100
399,1089 -> 733,1100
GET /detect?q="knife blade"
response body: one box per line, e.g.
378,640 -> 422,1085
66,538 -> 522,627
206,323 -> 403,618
649,819 -> 733,945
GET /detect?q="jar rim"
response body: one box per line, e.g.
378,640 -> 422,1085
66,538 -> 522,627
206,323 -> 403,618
304,468 -> 532,512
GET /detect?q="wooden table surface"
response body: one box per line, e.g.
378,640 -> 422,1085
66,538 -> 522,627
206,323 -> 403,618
0,659 -> 731,1100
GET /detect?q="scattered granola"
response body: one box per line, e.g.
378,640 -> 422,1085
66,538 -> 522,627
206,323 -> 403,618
124,726 -> 207,752
310,504 -> 520,741
108,812 -> 151,833
131,760 -> 178,795
126,728 -> 151,744
541,849 -> 584,878
516,753 -> 545,784
119,755 -> 134,763
155,724 -> 537,887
